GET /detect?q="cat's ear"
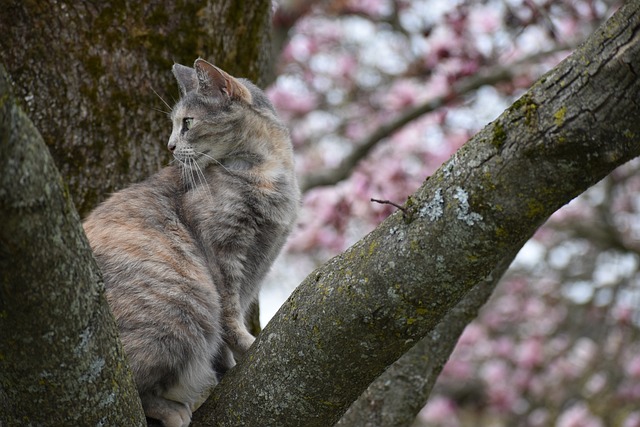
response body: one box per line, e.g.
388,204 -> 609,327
193,59 -> 252,103
172,64 -> 198,97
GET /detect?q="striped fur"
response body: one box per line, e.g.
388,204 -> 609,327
83,59 -> 299,427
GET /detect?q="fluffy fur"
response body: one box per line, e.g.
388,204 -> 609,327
83,59 -> 299,427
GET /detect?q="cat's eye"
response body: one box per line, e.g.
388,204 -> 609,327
183,117 -> 194,131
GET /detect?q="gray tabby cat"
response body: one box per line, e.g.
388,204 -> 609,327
83,58 -> 300,427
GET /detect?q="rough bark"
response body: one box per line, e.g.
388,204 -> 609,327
0,1 -> 272,423
193,3 -> 640,426
335,251 -> 518,427
0,0 -> 272,217
0,64 -> 145,426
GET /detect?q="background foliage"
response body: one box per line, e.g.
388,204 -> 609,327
264,1 -> 639,425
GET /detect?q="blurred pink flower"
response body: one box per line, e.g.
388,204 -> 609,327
556,403 -> 604,427
623,411 -> 640,427
441,359 -> 473,381
481,360 -> 509,384
469,5 -> 501,33
345,0 -> 389,18
612,303 -> 634,325
267,85 -> 317,117
385,80 -> 422,110
419,396 -> 460,426
516,337 -> 544,369
457,323 -> 485,346
626,355 -> 640,379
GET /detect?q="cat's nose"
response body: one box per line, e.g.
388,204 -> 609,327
168,142 -> 176,152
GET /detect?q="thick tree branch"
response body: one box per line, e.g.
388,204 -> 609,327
335,249 -> 519,427
0,65 -> 145,426
193,3 -> 640,426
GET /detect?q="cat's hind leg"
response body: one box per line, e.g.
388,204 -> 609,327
141,394 -> 192,427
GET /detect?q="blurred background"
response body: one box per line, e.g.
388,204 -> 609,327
261,1 -> 640,426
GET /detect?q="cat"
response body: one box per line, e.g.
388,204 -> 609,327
83,58 -> 300,427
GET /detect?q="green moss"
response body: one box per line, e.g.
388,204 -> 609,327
495,226 -> 508,239
482,172 -> 497,191
491,120 -> 507,149
368,241 -> 378,256
510,93 -> 539,127
554,106 -> 567,127
527,198 -> 546,219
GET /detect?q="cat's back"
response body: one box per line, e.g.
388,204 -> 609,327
83,166 -> 210,291
84,166 -> 180,234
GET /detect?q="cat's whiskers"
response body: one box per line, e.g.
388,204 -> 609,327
172,154 -> 194,190
194,151 -> 232,174
191,158 -> 214,203
187,157 -> 199,191
173,153 -> 213,203
151,87 -> 173,113
152,107 -> 172,117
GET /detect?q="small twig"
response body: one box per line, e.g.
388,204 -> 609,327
371,198 -> 408,216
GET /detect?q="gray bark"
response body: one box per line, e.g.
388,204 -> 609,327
335,251 -> 518,427
192,3 -> 640,426
0,64 -> 145,426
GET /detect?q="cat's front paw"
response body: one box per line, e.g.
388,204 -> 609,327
142,394 -> 192,427
227,329 -> 256,360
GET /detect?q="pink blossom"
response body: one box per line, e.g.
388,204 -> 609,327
267,85 -> 317,117
480,360 -> 510,384
345,0 -> 390,18
419,396 -> 460,426
282,34 -> 317,62
626,355 -> 640,379
385,80 -> 422,110
457,323 -> 485,346
556,403 -> 604,427
468,5 -> 502,33
516,337 -> 544,369
493,337 -> 515,358
623,412 -> 640,427
612,303 -> 634,325
441,359 -> 473,381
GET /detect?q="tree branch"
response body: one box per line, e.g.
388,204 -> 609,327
0,64 -> 145,426
192,3 -> 640,425
336,249 -> 519,427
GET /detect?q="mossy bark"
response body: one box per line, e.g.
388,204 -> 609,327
0,0 -> 272,217
0,64 -> 145,426
0,0 -> 272,424
335,252 -> 518,427
193,3 -> 640,426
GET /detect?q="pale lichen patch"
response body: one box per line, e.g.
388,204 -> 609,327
453,187 -> 483,226
419,188 -> 444,221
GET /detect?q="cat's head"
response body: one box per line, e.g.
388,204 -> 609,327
168,59 -> 288,173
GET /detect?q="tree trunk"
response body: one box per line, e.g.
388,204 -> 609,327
0,0 -> 273,424
0,0 -> 272,217
0,64 -> 145,426
192,3 -> 640,426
